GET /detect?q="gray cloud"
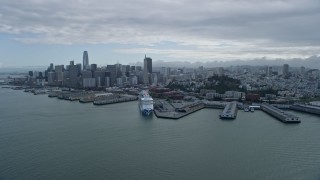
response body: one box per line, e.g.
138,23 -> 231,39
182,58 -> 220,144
0,0 -> 320,60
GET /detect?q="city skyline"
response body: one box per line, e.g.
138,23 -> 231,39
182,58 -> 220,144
1,0 -> 320,68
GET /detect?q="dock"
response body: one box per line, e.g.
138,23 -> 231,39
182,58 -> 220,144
154,101 -> 205,119
261,104 -> 300,123
220,101 -> 238,119
290,104 -> 320,115
93,95 -> 137,105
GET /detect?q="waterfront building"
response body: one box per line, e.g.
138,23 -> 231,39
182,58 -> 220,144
131,76 -> 138,85
116,77 -> 123,86
83,51 -> 89,70
105,76 -> 110,87
83,78 -> 96,88
94,70 -> 106,87
151,73 -> 158,85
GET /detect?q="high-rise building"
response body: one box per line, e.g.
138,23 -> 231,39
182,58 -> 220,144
94,70 -> 106,87
49,63 -> 54,72
83,51 -> 89,70
143,55 -> 152,84
107,65 -> 117,86
91,64 -> 97,72
48,72 -> 55,85
69,64 -> 80,88
81,70 -> 92,79
55,65 -> 64,82
136,66 -> 142,72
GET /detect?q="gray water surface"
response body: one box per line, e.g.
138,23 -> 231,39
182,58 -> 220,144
1,88 -> 320,180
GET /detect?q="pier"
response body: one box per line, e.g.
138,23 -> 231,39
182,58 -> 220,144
261,104 -> 300,123
220,101 -> 238,119
93,95 -> 137,105
154,101 -> 205,119
290,104 -> 320,115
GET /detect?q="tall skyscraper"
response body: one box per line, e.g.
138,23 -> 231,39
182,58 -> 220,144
55,65 -> 64,82
283,64 -> 289,78
143,55 -> 152,84
69,64 -> 80,88
83,51 -> 89,70
107,65 -> 117,86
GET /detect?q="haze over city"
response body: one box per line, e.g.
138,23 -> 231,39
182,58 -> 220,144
1,0 -> 320,68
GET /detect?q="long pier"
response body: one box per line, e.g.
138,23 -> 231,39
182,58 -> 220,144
261,104 -> 300,123
93,95 -> 137,105
290,104 -> 320,115
220,101 -> 238,119
154,102 -> 205,119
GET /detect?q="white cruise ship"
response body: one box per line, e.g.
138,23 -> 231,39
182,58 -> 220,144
139,90 -> 154,115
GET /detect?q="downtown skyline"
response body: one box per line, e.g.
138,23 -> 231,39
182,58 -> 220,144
1,0 -> 320,68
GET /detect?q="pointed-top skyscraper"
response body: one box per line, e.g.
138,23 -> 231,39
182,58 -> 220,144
83,51 -> 89,70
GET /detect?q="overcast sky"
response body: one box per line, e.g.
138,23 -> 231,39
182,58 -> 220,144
0,0 -> 320,67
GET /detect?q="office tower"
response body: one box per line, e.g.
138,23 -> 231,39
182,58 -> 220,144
82,71 -> 95,88
91,64 -> 97,72
69,64 -> 80,88
48,72 -> 55,85
105,77 -> 110,87
151,73 -> 158,85
125,65 -> 130,72
283,64 -> 289,78
81,70 -> 92,79
143,55 -> 152,84
55,65 -> 64,82
83,51 -> 89,70
136,66 -> 142,71
62,70 -> 70,87
76,63 -> 82,72
49,63 -> 54,72
107,65 -> 117,86
131,66 -> 136,72
70,61 -> 74,66
83,78 -> 96,88
94,70 -> 106,87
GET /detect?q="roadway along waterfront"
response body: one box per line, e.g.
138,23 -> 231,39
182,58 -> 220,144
1,87 -> 320,179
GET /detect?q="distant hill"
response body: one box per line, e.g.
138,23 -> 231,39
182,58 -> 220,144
133,55 -> 320,69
